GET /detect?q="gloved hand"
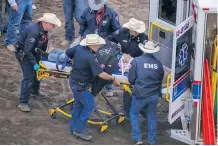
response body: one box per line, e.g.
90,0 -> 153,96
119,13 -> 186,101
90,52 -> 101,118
60,56 -> 70,70
34,64 -> 40,71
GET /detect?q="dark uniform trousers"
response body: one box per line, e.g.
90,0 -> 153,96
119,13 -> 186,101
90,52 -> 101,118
16,22 -> 48,104
19,58 -> 40,103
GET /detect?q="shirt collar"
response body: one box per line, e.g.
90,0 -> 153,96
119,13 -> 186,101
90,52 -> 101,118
38,22 -> 48,35
143,53 -> 154,57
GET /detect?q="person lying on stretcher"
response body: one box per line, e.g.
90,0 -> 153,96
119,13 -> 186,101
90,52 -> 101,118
36,40 -> 134,82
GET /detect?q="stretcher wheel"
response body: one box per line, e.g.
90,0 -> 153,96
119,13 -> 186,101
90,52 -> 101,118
48,109 -> 56,119
117,116 -> 125,124
51,113 -> 56,119
99,124 -> 108,133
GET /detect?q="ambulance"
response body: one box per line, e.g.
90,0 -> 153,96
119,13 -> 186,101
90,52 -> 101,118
148,0 -> 217,144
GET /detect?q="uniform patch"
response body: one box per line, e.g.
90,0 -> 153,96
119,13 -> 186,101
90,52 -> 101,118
144,63 -> 158,69
100,64 -> 105,69
95,58 -> 99,63
114,30 -> 119,35
30,38 -> 35,43
102,20 -> 107,26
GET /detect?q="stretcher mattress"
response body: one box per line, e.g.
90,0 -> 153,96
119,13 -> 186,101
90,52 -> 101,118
41,58 -> 71,73
41,58 -> 129,82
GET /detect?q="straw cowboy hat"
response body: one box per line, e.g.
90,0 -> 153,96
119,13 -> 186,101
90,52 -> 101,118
37,13 -> 61,27
80,34 -> 106,46
123,18 -> 146,33
88,0 -> 107,10
138,41 -> 160,54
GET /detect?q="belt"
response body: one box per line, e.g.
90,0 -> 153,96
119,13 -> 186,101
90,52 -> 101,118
71,79 -> 89,86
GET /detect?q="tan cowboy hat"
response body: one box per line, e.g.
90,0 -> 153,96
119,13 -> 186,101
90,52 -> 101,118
80,34 -> 106,46
88,0 -> 107,10
37,13 -> 61,27
123,18 -> 146,33
138,41 -> 160,53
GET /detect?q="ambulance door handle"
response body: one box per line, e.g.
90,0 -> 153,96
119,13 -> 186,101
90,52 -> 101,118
181,97 -> 186,102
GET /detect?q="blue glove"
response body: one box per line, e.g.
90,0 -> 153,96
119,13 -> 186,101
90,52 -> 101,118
34,64 -> 40,71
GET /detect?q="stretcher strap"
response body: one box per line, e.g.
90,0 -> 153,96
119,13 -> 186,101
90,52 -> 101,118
121,57 -> 133,75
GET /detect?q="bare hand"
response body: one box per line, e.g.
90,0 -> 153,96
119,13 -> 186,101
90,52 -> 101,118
12,4 -> 18,12
113,78 -> 120,86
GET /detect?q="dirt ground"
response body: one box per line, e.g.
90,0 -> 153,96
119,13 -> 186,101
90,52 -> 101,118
0,0 -> 184,144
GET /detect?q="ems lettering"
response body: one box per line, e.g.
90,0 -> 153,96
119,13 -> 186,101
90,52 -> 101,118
144,63 -> 158,69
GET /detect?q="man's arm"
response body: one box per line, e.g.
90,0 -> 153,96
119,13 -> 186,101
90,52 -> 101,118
66,46 -> 76,59
23,33 -> 38,66
110,9 -> 121,32
128,59 -> 137,85
106,9 -> 121,40
79,9 -> 88,37
8,0 -> 18,11
8,0 -> 16,6
106,29 -> 119,43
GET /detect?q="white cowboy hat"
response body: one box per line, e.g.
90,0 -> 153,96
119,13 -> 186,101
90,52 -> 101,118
80,34 -> 106,46
138,41 -> 160,53
37,13 -> 61,27
88,0 -> 107,10
123,18 -> 146,33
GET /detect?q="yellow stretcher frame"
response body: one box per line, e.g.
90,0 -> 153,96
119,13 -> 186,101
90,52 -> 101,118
48,93 -> 125,133
36,61 -> 127,133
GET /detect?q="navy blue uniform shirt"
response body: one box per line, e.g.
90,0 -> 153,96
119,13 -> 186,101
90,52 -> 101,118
66,45 -> 103,83
108,28 -> 148,57
79,6 -> 121,39
128,53 -> 164,98
15,22 -> 48,65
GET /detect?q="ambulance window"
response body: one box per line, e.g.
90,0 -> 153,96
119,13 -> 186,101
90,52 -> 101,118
174,29 -> 192,81
182,0 -> 190,21
158,0 -> 177,25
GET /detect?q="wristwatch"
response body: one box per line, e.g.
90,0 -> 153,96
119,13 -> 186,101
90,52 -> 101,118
112,76 -> 115,81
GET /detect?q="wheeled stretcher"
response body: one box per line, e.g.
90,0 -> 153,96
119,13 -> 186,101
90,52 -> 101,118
36,59 -> 132,133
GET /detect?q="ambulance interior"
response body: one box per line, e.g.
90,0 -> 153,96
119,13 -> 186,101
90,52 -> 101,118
203,13 -> 217,137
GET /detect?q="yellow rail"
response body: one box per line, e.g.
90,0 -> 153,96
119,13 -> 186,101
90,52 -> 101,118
165,74 -> 171,102
149,21 -> 174,41
212,36 -> 218,109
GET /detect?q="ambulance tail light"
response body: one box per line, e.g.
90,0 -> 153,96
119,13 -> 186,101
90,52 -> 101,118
202,8 -> 209,11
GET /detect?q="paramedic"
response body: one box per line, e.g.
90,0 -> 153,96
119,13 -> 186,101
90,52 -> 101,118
15,13 -> 61,112
78,0 -> 121,40
109,18 -> 148,117
109,18 -> 148,58
128,41 -> 164,145
66,34 -> 120,141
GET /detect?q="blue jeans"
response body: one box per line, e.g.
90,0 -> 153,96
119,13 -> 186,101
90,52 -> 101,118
69,80 -> 95,132
123,91 -> 147,118
130,94 -> 159,144
5,0 -> 32,45
63,0 -> 86,41
19,58 -> 39,103
105,84 -> 113,90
